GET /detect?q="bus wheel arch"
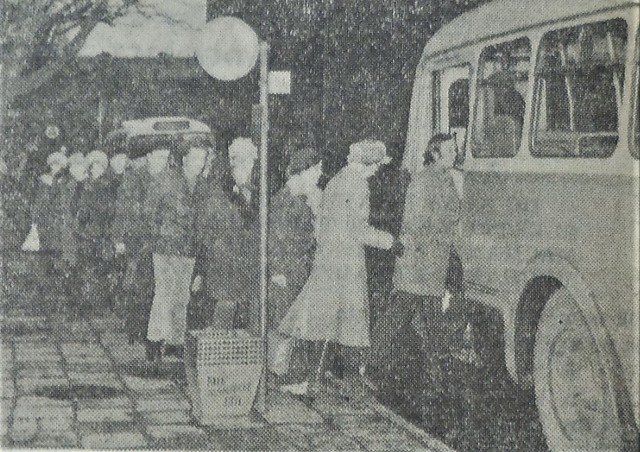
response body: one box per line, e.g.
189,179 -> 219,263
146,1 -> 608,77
516,254 -> 635,450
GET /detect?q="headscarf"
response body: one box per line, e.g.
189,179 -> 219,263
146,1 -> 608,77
347,140 -> 391,166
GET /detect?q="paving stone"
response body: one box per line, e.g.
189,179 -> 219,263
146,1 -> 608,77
65,354 -> 111,365
66,362 -> 114,374
68,372 -> 122,389
77,407 -> 134,423
123,375 -> 178,393
14,396 -> 73,415
275,424 -> 364,451
17,377 -> 69,395
262,391 -> 324,424
16,364 -> 65,379
141,409 -> 192,425
61,343 -> 107,357
1,379 -> 14,399
77,396 -> 132,410
210,426 -> 294,451
136,395 -> 191,412
14,342 -> 57,352
20,429 -> 79,448
147,424 -> 209,449
99,332 -> 129,345
14,347 -> 60,362
80,431 -> 148,449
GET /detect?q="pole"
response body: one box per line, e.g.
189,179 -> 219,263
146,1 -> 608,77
257,40 -> 270,413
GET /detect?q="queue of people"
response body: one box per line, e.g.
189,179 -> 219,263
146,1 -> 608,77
19,132 -> 465,406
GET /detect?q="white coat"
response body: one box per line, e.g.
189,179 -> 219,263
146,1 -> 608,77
278,164 -> 393,347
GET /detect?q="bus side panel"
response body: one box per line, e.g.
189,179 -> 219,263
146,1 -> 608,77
461,168 -> 639,406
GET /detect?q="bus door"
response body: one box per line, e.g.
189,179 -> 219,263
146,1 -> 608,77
433,65 -> 471,153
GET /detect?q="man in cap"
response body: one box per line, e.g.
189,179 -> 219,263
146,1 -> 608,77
278,139 -> 403,397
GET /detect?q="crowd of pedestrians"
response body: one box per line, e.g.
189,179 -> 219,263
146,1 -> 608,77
14,132 -> 466,405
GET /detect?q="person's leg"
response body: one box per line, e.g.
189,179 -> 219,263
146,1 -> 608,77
368,291 -> 421,373
210,299 -> 237,330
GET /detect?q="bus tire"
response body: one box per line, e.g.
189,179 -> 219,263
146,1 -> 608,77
533,287 -> 623,451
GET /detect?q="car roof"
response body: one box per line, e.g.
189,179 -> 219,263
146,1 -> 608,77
105,117 -> 211,141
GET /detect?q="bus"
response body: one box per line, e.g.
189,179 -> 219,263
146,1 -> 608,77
402,0 -> 639,449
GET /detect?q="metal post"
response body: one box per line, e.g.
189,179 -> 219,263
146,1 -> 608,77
257,40 -> 270,413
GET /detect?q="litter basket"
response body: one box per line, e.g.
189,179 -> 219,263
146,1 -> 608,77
185,328 -> 263,424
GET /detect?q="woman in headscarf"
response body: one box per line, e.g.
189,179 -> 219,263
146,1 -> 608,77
278,140 -> 403,397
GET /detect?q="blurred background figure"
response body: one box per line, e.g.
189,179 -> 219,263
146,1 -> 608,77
22,150 -> 68,281
74,150 -> 116,318
111,149 -> 154,349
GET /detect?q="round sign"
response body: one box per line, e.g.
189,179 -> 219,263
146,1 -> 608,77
196,17 -> 259,81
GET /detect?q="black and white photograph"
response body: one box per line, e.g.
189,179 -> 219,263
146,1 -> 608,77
1,0 -> 639,450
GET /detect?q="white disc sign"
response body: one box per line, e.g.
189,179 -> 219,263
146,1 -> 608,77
196,16 -> 259,81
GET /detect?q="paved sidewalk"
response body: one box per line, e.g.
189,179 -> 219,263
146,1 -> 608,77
1,254 -> 455,451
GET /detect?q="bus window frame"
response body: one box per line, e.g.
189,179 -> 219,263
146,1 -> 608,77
631,31 -> 640,159
471,36 -> 532,159
530,17 -> 629,159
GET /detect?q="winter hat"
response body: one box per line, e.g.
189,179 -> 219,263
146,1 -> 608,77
347,140 -> 391,166
287,147 -> 321,177
110,153 -> 128,175
86,150 -> 109,169
68,152 -> 86,168
46,152 -> 68,168
229,137 -> 258,161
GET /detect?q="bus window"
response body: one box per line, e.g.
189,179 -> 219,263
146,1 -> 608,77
472,37 -> 531,158
532,19 -> 627,158
449,78 -> 469,129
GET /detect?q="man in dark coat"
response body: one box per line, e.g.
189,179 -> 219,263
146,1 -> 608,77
370,134 -> 460,400
191,138 -> 260,331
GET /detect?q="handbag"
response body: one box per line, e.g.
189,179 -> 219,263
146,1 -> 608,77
267,331 -> 294,376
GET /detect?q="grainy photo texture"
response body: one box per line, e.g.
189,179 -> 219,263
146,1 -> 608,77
1,0 -> 639,451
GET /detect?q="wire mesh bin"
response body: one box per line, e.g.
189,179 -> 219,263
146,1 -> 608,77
185,328 -> 263,424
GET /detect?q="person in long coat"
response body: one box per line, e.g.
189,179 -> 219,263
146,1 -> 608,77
145,148 -> 198,360
278,140 -> 402,395
265,148 -> 323,331
191,140 -> 259,331
369,133 -> 461,400
111,154 -> 154,347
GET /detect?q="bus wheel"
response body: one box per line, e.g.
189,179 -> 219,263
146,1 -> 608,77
533,287 -> 622,451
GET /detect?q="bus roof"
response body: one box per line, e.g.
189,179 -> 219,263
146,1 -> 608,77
422,0 -> 639,58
